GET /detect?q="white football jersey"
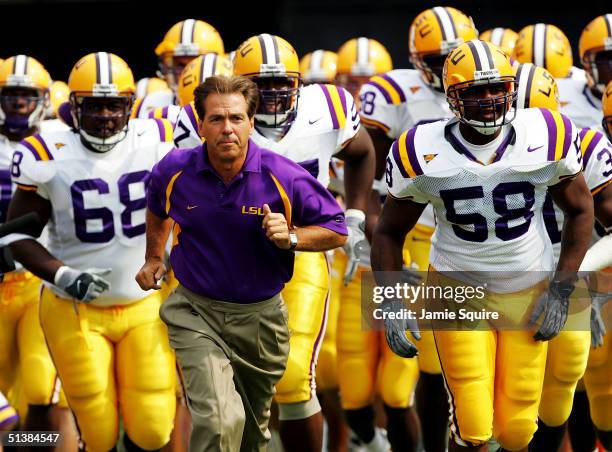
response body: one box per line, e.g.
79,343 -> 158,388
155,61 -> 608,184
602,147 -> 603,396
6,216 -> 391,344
545,127 -> 612,261
386,108 -> 582,292
359,69 -> 451,230
558,77 -> 603,130
132,91 -> 176,119
173,84 -> 360,187
147,104 -> 181,126
11,119 -> 174,306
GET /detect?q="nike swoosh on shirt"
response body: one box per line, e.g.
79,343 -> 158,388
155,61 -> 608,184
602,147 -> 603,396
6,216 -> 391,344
137,130 -> 147,137
187,205 -> 198,210
527,145 -> 543,153
308,117 -> 322,125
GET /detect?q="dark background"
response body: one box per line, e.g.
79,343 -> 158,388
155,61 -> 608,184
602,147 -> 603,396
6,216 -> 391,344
0,0 -> 609,82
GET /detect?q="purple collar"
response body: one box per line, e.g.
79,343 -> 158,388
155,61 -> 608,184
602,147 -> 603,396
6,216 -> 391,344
444,120 -> 516,165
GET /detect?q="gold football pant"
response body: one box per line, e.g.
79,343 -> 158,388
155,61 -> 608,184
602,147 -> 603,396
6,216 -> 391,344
429,270 -> 548,450
275,252 -> 330,406
40,288 -> 176,452
584,333 -> 612,431
316,250 -> 343,391
403,224 -> 441,375
0,272 -> 59,406
337,265 -> 419,410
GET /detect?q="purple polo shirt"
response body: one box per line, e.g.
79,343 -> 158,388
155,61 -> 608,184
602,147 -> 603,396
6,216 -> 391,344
147,139 -> 348,303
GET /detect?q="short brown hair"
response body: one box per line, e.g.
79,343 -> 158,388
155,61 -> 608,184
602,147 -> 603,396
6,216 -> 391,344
193,75 -> 259,120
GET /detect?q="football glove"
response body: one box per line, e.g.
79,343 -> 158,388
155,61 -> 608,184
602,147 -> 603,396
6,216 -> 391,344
54,266 -> 112,302
343,209 -> 367,286
589,288 -> 611,348
529,280 -> 574,341
381,299 -> 421,358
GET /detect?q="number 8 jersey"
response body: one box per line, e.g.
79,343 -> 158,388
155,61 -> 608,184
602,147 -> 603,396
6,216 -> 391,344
386,108 -> 582,292
11,118 -> 174,306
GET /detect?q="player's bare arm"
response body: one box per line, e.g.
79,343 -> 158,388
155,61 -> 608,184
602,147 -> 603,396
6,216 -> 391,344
6,188 -> 60,282
548,173 -> 595,275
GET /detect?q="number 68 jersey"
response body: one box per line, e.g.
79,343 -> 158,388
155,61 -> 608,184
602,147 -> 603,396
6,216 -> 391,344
11,119 -> 174,306
386,108 -> 582,292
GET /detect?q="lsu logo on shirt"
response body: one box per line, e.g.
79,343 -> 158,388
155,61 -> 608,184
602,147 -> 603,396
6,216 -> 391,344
241,205 -> 264,216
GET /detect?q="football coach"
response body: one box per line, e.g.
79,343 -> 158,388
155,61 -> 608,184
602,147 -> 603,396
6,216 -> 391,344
136,75 -> 348,451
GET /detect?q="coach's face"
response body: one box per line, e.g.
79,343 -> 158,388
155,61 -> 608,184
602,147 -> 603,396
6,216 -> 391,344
199,93 -> 254,163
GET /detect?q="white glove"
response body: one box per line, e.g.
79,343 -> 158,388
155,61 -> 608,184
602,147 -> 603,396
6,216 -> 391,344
54,266 -> 112,302
528,280 -> 574,341
343,209 -> 367,286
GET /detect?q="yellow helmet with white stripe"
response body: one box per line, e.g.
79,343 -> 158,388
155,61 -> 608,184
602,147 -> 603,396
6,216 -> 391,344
335,37 -> 392,100
155,19 -> 224,91
0,55 -> 51,137
513,63 -> 559,111
68,52 -> 135,152
444,39 -> 516,134
234,34 -> 301,129
409,6 -> 478,92
480,28 -> 518,56
47,80 -> 70,119
177,53 -> 233,106
512,24 -> 572,78
580,15 -> 612,94
300,50 -> 337,84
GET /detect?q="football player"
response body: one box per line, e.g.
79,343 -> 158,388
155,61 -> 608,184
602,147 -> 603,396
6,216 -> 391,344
173,33 -> 375,452
356,7 -> 478,451
373,40 -> 594,451
557,15 -> 612,129
7,52 -> 177,452
300,50 -> 338,85
512,23 -> 573,79
131,19 -> 224,119
0,55 -> 66,434
511,62 -> 612,451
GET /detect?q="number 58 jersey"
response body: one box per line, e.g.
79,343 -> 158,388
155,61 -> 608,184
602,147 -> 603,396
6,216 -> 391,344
11,119 -> 174,306
386,108 -> 582,292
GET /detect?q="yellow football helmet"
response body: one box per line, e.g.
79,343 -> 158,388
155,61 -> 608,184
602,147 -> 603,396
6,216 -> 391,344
68,52 -> 135,152
135,77 -> 171,98
234,34 -> 301,129
155,19 -> 224,90
480,28 -> 518,56
444,39 -> 516,134
409,7 -> 478,92
602,81 -> 612,142
512,24 -> 572,78
335,37 -> 392,100
177,54 -> 233,107
579,15 -> 612,94
300,50 -> 338,84
513,63 -> 559,110
0,55 -> 51,137
46,80 -> 70,119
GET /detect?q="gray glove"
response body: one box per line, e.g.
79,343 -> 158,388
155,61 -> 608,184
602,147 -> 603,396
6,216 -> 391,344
54,266 -> 112,302
343,209 -> 367,286
589,289 -> 611,348
529,280 -> 574,341
382,299 -> 421,358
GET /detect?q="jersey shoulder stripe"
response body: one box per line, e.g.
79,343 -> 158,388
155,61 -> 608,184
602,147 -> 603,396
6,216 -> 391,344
319,84 -> 347,129
22,134 -> 53,161
368,74 -> 406,105
149,106 -> 169,120
184,102 -> 200,132
539,108 -> 573,161
392,127 -> 423,178
579,127 -> 604,167
153,118 -> 174,142
131,97 -> 145,119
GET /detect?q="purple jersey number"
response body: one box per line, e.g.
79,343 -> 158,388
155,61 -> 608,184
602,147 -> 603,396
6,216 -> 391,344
72,171 -> 150,243
0,170 -> 12,223
440,182 -> 536,242
542,193 -> 562,245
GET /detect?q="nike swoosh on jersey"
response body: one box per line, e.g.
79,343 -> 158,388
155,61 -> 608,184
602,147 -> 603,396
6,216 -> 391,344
308,117 -> 322,125
187,205 -> 198,210
527,145 -> 544,152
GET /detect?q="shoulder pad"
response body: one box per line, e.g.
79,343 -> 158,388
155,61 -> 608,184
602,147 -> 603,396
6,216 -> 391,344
317,84 -> 350,130
537,108 -> 576,161
579,127 -> 606,167
391,127 -> 424,178
21,134 -> 54,161
364,73 -> 407,105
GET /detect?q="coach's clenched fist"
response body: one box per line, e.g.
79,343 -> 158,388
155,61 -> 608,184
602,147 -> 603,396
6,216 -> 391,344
262,203 -> 293,250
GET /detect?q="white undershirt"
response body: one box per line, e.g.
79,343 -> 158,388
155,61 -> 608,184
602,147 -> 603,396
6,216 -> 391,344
452,123 -> 512,164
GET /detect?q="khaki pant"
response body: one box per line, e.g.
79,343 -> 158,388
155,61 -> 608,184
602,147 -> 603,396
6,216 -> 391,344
160,285 -> 290,452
